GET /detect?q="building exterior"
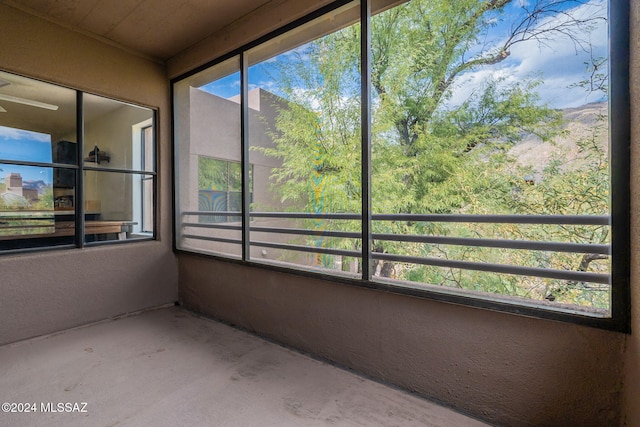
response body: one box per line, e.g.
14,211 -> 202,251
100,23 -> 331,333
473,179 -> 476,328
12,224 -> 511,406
5,173 -> 38,201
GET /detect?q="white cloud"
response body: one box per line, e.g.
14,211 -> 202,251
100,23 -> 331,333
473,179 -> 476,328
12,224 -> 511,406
447,0 -> 608,109
0,126 -> 50,142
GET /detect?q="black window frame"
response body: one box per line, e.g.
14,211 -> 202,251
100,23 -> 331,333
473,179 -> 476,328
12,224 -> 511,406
171,0 -> 630,332
0,71 -> 159,253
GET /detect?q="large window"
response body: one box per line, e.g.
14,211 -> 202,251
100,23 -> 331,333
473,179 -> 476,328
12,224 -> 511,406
173,0 -> 629,330
0,70 -> 157,252
174,57 -> 243,258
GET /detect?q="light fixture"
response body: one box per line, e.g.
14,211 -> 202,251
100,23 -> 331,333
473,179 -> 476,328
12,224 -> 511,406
0,93 -> 58,111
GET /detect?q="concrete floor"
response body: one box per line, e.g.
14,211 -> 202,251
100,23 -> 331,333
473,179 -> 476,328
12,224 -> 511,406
0,307 -> 489,427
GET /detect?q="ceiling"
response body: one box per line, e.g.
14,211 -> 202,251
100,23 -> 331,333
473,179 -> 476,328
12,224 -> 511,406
2,0 -> 274,61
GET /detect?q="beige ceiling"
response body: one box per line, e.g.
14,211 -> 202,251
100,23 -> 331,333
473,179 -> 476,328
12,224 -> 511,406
1,0 -> 274,61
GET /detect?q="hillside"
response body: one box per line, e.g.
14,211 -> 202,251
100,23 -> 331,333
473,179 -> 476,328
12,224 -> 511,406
508,101 -> 608,179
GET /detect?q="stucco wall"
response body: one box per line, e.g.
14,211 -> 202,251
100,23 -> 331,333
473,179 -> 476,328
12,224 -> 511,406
179,256 -> 624,426
167,0 -> 336,79
0,4 -> 178,345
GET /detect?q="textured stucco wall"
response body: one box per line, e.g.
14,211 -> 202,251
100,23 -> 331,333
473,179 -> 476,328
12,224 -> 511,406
623,0 -> 640,425
179,256 -> 624,426
0,4 -> 178,345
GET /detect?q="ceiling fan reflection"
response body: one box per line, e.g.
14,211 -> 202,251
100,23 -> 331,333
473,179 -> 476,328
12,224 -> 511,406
0,93 -> 58,111
0,78 -> 59,112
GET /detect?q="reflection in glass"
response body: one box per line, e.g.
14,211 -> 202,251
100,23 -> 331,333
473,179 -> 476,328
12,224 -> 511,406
0,70 -> 77,165
174,56 -> 242,258
84,170 -> 153,242
198,157 -> 245,223
0,71 -> 78,238
0,164 -> 74,249
83,94 -> 153,171
0,70 -> 156,251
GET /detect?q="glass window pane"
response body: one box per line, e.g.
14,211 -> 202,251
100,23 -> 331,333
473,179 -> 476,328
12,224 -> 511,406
83,94 -> 153,171
142,176 -> 154,233
174,56 -> 242,258
0,70 -> 77,164
142,126 -> 154,173
0,164 -> 74,250
198,190 -> 228,223
369,0 -> 610,313
228,161 -> 241,192
83,170 -> 152,243
199,157 -> 229,191
247,1 -> 361,276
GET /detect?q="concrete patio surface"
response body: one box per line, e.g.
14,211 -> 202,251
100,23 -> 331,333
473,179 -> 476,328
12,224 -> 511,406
0,306 -> 489,426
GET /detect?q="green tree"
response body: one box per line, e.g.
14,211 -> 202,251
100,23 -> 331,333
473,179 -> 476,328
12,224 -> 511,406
256,0 -> 607,293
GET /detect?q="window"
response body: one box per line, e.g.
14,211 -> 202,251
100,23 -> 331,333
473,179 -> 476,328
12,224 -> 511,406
173,0 -> 629,330
0,70 -> 157,252
198,157 -> 253,224
132,121 -> 155,234
174,57 -> 243,258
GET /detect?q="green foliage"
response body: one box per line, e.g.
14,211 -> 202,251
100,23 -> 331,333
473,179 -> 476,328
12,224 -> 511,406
256,0 -> 609,309
0,186 -> 54,237
199,157 -> 229,191
32,187 -> 53,210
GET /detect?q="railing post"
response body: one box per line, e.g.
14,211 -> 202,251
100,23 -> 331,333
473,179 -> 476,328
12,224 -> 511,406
241,52 -> 251,261
361,0 -> 372,280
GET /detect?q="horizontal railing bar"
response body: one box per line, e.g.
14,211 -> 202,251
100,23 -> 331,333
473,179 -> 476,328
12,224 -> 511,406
83,166 -> 157,175
373,233 -> 611,255
182,234 -> 242,245
182,211 -> 241,217
182,222 -> 242,231
372,214 -> 610,225
0,221 -> 54,227
250,240 -> 361,258
182,229 -> 609,283
250,212 -> 360,220
234,225 -> 610,254
187,223 -> 609,254
183,211 -> 609,225
250,226 -> 361,239
0,159 -> 79,169
0,211 -> 55,219
0,225 -> 55,230
372,253 -> 610,284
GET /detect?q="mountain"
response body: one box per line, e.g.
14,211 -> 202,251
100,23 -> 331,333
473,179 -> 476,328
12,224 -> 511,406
508,101 -> 608,179
22,180 -> 49,194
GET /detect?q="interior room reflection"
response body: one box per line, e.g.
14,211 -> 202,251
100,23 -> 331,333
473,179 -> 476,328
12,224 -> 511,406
0,71 -> 154,248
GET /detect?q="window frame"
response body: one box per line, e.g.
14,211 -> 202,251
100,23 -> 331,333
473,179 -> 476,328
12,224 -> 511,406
0,71 -> 159,253
132,120 -> 156,235
171,0 -> 630,332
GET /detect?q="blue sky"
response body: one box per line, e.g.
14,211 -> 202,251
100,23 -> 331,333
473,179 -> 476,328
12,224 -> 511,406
0,126 -> 53,184
201,0 -> 608,110
450,0 -> 608,109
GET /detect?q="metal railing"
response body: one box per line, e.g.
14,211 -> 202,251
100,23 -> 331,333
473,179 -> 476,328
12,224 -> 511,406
0,211 -> 56,236
179,211 -> 610,285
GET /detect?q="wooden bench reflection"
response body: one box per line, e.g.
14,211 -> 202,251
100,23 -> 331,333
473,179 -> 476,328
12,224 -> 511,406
0,220 -> 136,241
